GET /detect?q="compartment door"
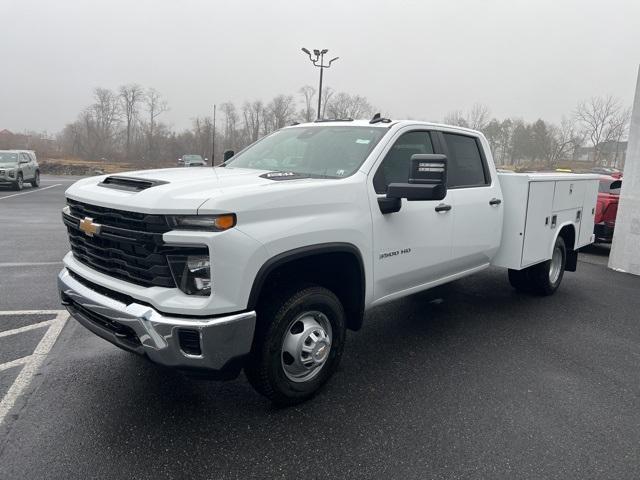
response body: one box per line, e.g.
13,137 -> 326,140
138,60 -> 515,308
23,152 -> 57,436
578,180 -> 599,247
522,181 -> 555,266
553,180 -> 586,211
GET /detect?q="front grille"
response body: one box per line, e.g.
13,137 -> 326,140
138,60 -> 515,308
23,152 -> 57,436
64,200 -> 207,288
67,198 -> 171,233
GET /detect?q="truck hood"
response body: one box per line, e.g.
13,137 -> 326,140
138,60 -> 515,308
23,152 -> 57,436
65,166 -> 334,214
0,162 -> 18,168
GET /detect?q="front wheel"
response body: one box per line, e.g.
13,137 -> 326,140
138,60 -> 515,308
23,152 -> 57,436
30,170 -> 40,187
245,285 -> 346,405
13,173 -> 24,191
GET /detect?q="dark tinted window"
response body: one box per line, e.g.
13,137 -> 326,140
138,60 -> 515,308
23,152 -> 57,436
373,131 -> 434,194
443,133 -> 488,188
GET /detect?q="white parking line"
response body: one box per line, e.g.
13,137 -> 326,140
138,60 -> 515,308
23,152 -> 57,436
0,184 -> 61,200
0,310 -> 68,426
0,320 -> 53,339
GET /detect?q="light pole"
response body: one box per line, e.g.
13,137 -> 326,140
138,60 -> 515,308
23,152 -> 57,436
301,48 -> 339,120
212,104 -> 216,167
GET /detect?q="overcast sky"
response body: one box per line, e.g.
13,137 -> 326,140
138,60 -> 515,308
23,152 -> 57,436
1,0 -> 639,133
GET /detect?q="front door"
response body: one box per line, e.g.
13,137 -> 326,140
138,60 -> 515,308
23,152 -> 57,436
368,129 -> 454,305
20,153 -> 34,180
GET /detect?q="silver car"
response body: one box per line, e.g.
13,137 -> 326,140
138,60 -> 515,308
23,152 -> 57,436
0,150 -> 40,190
178,154 -> 207,167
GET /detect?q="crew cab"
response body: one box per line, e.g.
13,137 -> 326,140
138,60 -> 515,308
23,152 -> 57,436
58,119 -> 599,405
0,150 -> 40,190
594,175 -> 622,243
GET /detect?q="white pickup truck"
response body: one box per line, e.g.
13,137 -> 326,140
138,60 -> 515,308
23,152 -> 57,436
58,119 -> 599,404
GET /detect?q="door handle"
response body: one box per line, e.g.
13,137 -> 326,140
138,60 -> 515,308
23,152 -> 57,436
435,203 -> 452,213
489,198 -> 502,206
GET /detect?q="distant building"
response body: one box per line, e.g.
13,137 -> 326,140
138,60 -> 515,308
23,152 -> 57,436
574,140 -> 627,168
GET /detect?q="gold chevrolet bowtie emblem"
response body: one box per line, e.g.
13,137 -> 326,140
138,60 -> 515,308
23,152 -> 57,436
79,217 -> 101,237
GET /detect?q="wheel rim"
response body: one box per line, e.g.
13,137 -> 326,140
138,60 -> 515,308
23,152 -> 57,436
549,246 -> 563,284
35,172 -> 40,185
17,176 -> 23,188
281,311 -> 332,383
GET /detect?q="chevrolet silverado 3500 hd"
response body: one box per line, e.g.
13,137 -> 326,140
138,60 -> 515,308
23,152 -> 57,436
58,119 -> 599,405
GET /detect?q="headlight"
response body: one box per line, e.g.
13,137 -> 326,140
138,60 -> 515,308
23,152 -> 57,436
7,169 -> 15,178
166,214 -> 236,231
167,254 -> 211,296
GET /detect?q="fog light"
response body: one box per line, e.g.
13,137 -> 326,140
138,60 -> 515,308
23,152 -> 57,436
167,254 -> 211,296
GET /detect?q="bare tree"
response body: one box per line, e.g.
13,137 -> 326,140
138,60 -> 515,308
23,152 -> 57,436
242,100 -> 264,143
609,107 -> 631,168
468,103 -> 491,130
142,88 -> 168,160
443,110 -> 469,128
548,117 -> 581,166
298,85 -> 316,122
220,102 -> 240,151
119,84 -> 143,160
320,87 -> 334,120
574,95 -> 625,165
269,94 -> 297,130
325,92 -> 375,119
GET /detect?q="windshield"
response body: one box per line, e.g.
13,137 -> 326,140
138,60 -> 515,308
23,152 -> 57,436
599,179 -> 622,194
225,126 -> 387,178
183,155 -> 203,162
0,152 -> 19,163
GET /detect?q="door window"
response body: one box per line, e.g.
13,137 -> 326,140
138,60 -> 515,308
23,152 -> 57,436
20,153 -> 31,163
442,133 -> 489,188
373,131 -> 434,194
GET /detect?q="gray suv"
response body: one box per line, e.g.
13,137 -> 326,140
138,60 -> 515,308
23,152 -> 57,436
0,150 -> 40,190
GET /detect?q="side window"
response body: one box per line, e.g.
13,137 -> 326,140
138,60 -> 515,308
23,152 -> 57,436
442,133 -> 489,188
20,153 -> 30,163
373,131 -> 434,194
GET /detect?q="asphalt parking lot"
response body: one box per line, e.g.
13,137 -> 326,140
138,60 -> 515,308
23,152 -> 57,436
1,175 -> 640,479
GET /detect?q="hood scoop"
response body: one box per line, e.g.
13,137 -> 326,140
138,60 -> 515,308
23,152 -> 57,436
98,175 -> 168,192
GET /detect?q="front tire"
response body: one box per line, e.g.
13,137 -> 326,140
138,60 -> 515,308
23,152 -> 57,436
245,285 -> 346,406
13,173 -> 23,191
30,170 -> 40,187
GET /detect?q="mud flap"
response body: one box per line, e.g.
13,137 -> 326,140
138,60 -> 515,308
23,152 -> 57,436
565,249 -> 578,272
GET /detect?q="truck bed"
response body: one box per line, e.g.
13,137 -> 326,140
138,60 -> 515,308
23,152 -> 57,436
491,172 -> 600,270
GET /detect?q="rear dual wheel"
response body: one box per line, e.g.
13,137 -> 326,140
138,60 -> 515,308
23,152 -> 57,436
508,236 -> 566,296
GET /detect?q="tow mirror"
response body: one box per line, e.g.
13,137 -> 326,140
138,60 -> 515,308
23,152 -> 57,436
223,150 -> 235,162
379,154 -> 447,214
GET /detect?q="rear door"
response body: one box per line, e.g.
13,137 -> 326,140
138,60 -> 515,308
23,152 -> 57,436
439,132 -> 503,271
368,129 -> 454,303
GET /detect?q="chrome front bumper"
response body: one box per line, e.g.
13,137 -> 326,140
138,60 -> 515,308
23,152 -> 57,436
58,268 -> 256,378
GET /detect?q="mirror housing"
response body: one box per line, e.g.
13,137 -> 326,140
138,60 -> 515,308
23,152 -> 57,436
386,154 -> 447,201
378,154 -> 447,213
223,150 -> 235,162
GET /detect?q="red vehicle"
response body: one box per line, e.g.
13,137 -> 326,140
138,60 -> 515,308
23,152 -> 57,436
594,175 -> 622,243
